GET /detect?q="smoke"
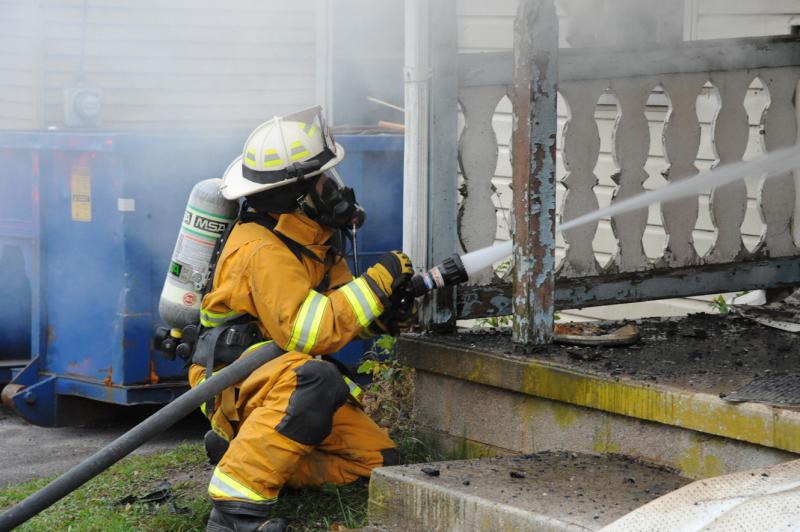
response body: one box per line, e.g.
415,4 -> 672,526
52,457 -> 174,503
559,0 -> 684,48
0,1 -> 405,373
331,0 -> 404,127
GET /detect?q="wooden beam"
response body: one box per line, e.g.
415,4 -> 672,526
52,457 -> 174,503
456,256 -> 800,319
511,0 -> 558,346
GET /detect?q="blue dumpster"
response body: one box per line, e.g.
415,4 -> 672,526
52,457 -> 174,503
0,133 -> 41,382
1,131 -> 403,426
329,134 -> 405,368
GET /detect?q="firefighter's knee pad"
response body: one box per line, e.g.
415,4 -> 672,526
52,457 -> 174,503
275,360 -> 350,446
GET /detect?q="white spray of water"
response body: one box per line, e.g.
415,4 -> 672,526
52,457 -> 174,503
459,144 -> 800,277
461,240 -> 514,277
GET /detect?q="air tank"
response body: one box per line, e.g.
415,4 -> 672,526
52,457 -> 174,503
159,178 -> 238,330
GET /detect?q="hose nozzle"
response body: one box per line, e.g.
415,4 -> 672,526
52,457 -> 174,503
392,253 -> 469,325
409,253 -> 469,297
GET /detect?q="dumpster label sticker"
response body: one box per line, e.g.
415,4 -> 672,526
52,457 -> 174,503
117,198 -> 136,212
71,166 -> 92,222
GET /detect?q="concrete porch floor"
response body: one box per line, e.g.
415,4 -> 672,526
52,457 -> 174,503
369,451 -> 689,531
398,313 -> 800,479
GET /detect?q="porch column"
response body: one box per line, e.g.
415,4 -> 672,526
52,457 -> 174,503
404,0 -> 459,330
511,0 -> 558,346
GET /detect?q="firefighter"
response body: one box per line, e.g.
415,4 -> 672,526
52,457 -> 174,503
189,106 -> 412,532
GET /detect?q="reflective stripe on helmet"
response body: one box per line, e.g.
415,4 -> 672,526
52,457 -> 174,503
340,277 -> 381,328
262,149 -> 282,168
286,290 -> 328,353
289,140 -> 311,162
299,121 -> 317,138
245,149 -> 257,166
208,466 -> 277,503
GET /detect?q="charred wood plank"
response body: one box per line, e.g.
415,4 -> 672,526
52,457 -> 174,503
457,257 -> 800,319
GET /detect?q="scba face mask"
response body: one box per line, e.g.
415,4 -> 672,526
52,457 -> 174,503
305,168 -> 366,230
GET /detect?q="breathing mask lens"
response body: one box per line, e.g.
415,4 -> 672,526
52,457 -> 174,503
308,168 -> 365,230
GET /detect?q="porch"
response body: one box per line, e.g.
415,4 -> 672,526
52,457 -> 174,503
400,313 -> 800,479
377,0 -> 800,528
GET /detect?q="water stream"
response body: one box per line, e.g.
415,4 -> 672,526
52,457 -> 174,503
459,144 -> 800,277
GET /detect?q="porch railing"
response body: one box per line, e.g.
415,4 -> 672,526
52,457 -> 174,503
445,1 -> 800,345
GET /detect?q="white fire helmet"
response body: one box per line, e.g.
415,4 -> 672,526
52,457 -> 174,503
220,106 -> 345,200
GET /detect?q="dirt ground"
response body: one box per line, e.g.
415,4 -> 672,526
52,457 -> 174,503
0,402 -> 206,488
451,313 -> 799,396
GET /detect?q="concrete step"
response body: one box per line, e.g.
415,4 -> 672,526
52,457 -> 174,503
368,451 -> 690,532
399,317 -> 800,479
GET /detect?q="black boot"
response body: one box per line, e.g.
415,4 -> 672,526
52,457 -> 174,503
206,507 -> 288,532
204,430 -> 230,465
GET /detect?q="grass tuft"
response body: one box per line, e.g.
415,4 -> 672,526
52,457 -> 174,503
0,442 -> 212,531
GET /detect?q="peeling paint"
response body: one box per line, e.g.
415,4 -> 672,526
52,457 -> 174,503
511,0 -> 558,346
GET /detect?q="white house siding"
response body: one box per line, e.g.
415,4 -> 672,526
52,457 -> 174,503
0,0 -> 322,130
457,0 -> 800,320
689,0 -> 800,39
0,0 -> 40,129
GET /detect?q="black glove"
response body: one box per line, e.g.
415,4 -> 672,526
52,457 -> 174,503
367,300 -> 417,336
364,250 -> 414,299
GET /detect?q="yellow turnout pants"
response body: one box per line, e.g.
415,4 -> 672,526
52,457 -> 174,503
188,349 -> 396,513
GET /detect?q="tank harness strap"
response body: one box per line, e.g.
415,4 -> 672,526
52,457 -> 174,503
200,314 -> 259,419
240,209 -> 324,266
200,206 -> 334,419
202,208 -> 239,299
241,208 -> 335,292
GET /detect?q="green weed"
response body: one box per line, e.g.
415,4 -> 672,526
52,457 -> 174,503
709,291 -> 748,315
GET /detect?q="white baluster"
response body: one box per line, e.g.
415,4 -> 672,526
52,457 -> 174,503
659,74 -> 705,267
609,78 -> 653,272
707,71 -> 751,263
457,85 -> 507,284
757,67 -> 799,257
559,80 -> 606,277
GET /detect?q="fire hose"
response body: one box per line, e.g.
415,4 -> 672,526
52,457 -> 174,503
0,255 -> 468,531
